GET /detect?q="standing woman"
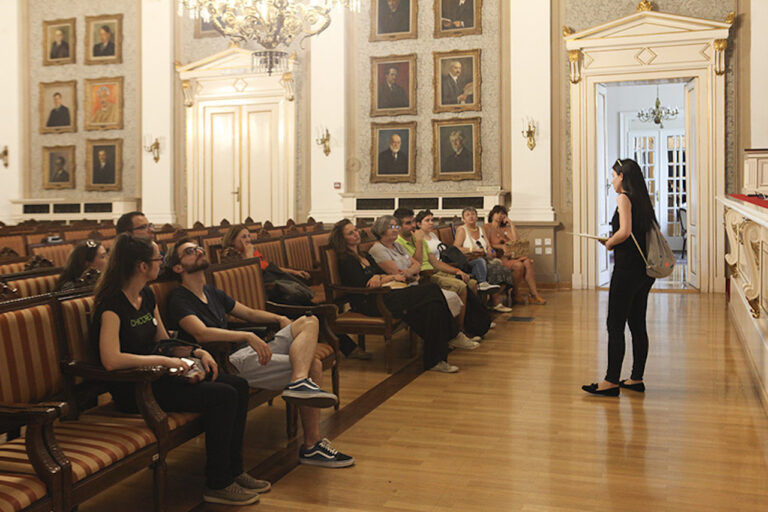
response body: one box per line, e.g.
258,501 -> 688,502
582,158 -> 656,396
91,234 -> 266,505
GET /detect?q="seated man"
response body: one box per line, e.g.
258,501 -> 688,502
165,237 -> 354,468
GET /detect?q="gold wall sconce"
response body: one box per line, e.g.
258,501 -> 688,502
143,136 -> 160,163
1,146 -> 8,168
316,128 -> 331,156
521,119 -> 536,151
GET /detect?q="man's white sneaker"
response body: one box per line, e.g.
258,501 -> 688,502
449,332 -> 480,350
489,322 -> 497,329
478,282 -> 501,292
470,335 -> 482,342
493,304 -> 513,313
430,361 -> 459,373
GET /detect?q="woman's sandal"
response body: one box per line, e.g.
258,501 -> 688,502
529,294 -> 547,305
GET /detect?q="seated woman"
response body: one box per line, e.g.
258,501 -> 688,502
368,215 -> 478,349
222,225 -> 310,280
453,206 -> 514,313
90,234 -> 267,506
329,219 -> 465,373
55,239 -> 108,291
485,205 -> 547,305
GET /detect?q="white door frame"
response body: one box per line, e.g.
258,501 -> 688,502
565,8 -> 732,292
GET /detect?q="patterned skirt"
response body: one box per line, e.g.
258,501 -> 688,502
486,259 -> 515,286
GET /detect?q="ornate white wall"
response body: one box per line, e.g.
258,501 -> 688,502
0,0 -> 23,223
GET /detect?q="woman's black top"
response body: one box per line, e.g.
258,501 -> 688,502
611,193 -> 648,273
91,286 -> 159,411
337,253 -> 385,317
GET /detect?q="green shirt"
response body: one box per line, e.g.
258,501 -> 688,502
396,234 -> 433,271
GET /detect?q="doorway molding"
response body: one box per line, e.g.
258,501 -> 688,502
565,6 -> 732,292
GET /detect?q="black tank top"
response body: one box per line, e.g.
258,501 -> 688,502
611,193 -> 647,272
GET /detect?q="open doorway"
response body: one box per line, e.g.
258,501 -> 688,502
596,79 -> 695,290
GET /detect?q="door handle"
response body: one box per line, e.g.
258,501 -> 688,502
231,187 -> 241,202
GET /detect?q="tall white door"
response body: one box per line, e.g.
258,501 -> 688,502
595,84 -> 612,286
242,104 -> 278,223
684,79 -> 699,289
204,106 -> 240,224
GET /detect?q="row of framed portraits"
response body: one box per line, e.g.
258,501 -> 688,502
372,117 -> 480,183
43,14 -> 123,66
42,139 -> 123,191
39,77 -> 123,134
372,49 -> 480,116
371,0 -> 481,41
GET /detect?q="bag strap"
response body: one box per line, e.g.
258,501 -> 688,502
629,232 -> 649,268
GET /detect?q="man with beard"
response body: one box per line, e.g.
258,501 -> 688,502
378,66 -> 409,109
378,0 -> 410,34
116,211 -> 155,239
378,133 -> 408,175
165,238 -> 355,468
441,60 -> 473,105
49,29 -> 70,59
442,130 -> 473,173
50,156 -> 70,183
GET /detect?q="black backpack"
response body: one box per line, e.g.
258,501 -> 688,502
437,244 -> 472,274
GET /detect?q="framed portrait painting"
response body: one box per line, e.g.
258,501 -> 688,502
84,77 -> 123,131
85,14 -> 123,65
371,54 -> 417,117
433,48 -> 481,113
86,138 -> 122,191
43,18 -> 76,66
371,122 -> 416,184
434,0 -> 482,38
42,145 -> 75,190
433,117 -> 481,181
370,0 -> 417,42
39,81 -> 77,134
194,17 -> 220,38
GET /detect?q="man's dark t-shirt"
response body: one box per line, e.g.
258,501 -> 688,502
167,285 -> 236,343
91,287 -> 158,410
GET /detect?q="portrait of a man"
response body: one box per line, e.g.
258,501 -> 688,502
43,145 -> 75,189
43,19 -> 75,65
87,139 -> 122,191
91,87 -> 117,125
93,25 -> 115,57
442,0 -> 475,30
371,54 -> 416,116
434,49 -> 481,112
379,0 -> 410,34
371,123 -> 416,183
49,29 -> 69,60
433,117 -> 481,181
86,14 -> 122,64
378,65 -> 409,109
46,92 -> 71,127
85,77 -> 123,130
92,147 -> 115,185
39,81 -> 76,133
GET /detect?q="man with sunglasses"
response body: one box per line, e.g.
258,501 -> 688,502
165,237 -> 354,468
116,211 -> 155,239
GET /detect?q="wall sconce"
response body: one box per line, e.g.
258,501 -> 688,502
1,146 -> 7,168
143,136 -> 160,163
521,118 -> 536,151
316,128 -> 331,156
279,71 -> 295,102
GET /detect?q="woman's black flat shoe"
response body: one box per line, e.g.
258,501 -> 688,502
619,380 -> 645,392
581,383 -> 620,396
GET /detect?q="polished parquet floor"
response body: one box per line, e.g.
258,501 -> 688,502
82,290 -> 768,511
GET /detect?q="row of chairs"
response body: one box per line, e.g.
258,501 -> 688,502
0,257 -> 340,512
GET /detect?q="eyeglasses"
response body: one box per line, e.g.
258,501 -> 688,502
182,246 -> 205,256
389,224 -> 400,230
85,239 -> 98,248
132,223 -> 154,232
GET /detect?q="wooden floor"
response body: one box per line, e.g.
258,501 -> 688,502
82,290 -> 768,511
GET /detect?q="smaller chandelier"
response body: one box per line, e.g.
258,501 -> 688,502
637,86 -> 679,129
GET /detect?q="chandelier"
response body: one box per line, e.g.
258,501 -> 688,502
637,85 -> 680,129
179,0 -> 360,75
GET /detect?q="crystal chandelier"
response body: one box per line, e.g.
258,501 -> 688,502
179,0 -> 360,75
637,85 -> 680,129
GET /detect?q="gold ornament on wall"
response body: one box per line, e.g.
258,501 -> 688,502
636,1 -> 653,12
562,26 -> 573,38
725,11 -> 735,25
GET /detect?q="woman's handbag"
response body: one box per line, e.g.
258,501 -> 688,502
504,240 -> 530,259
153,339 -> 206,383
630,226 -> 675,278
437,244 -> 472,273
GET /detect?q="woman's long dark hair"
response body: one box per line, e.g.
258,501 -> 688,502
222,224 -> 248,251
488,205 -> 508,225
613,158 -> 658,234
94,234 -> 155,304
329,219 -> 359,261
56,240 -> 101,291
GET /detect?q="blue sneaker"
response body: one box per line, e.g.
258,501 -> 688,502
282,377 -> 338,408
299,438 -> 355,468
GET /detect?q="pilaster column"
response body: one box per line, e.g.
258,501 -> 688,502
0,0 -> 22,223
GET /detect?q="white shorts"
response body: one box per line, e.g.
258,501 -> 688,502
441,289 -> 463,317
229,324 -> 294,390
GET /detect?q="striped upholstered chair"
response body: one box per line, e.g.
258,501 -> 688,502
205,258 -> 340,411
28,242 -> 75,268
4,270 -> 61,299
283,233 -> 325,302
0,261 -> 26,276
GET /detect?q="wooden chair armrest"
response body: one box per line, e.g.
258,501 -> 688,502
328,284 -> 391,295
265,301 -> 338,319
0,402 -> 67,426
228,320 -> 280,331
61,361 -> 168,382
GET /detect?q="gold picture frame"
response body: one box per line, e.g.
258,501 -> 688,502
370,0 -> 418,42
42,145 -> 76,190
433,117 -> 481,181
39,81 -> 77,134
434,0 -> 482,38
370,54 -> 417,117
86,138 -> 122,191
371,121 -> 417,184
85,14 -> 123,65
84,76 -> 124,131
43,18 -> 76,66
433,48 -> 482,113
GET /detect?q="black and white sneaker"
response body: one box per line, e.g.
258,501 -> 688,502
478,282 -> 501,292
299,438 -> 355,468
282,377 -> 338,408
